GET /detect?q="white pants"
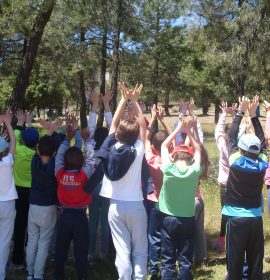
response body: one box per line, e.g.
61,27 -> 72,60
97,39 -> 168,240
108,200 -> 148,280
0,200 -> 16,280
26,204 -> 57,279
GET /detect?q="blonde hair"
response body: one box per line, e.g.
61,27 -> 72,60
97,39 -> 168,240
116,120 -> 140,145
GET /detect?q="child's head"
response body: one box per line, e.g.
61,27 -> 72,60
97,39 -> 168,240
238,133 -> 260,160
199,144 -> 210,180
64,147 -> 84,170
171,145 -> 194,164
0,136 -> 9,160
116,120 -> 140,145
151,131 -> 167,153
94,127 -> 109,150
37,136 -> 58,164
21,127 -> 39,149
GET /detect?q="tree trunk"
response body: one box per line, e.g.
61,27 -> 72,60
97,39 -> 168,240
78,30 -> 87,129
164,90 -> 170,116
214,100 -> 220,124
10,0 -> 56,111
97,25 -> 108,128
111,0 -> 123,113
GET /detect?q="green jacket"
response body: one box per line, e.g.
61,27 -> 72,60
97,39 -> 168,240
14,129 -> 36,188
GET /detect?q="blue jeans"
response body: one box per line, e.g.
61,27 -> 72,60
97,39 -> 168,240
88,185 -> 110,257
161,214 -> 195,280
148,202 -> 163,275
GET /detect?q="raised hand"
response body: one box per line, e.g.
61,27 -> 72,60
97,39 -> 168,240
70,114 -> 79,130
263,100 -> 270,112
81,127 -> 91,141
151,104 -> 157,120
228,103 -> 238,116
188,98 -> 195,115
249,95 -> 259,118
238,96 -> 250,113
26,111 -> 34,127
101,91 -> 113,104
90,91 -> 100,107
219,101 -> 229,115
66,124 -> 76,141
38,119 -> 51,130
157,106 -> 165,121
3,111 -> 12,126
16,109 -> 26,126
118,82 -> 128,100
48,119 -> 63,135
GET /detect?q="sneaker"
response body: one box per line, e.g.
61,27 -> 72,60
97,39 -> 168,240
27,276 -> 34,280
211,240 -> 225,253
7,261 -> 25,270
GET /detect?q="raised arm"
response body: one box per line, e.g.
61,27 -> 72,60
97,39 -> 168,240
55,124 -> 75,175
81,128 -> 95,178
88,91 -> 99,135
157,106 -> 172,135
227,97 -> 250,155
183,117 -> 201,165
109,82 -> 128,135
4,112 -> 16,154
264,101 -> 270,146
161,115 -> 183,162
249,96 -> 266,151
145,104 -> 157,151
102,91 -> 113,128
130,84 -> 146,142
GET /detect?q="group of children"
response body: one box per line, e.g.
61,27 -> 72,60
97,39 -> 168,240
0,83 -> 269,280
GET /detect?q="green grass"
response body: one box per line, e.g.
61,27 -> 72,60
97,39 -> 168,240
6,119 -> 270,279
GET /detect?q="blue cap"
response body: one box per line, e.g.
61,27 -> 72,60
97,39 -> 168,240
21,127 -> 39,148
0,136 -> 9,153
238,134 -> 261,154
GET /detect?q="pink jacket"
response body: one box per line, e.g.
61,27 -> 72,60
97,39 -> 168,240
265,112 -> 270,186
215,113 -> 230,186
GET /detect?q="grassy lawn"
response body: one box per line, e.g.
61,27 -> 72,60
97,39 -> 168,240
6,112 -> 270,279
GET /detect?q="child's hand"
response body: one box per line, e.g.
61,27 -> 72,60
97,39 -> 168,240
157,106 -> 165,121
131,83 -> 143,101
70,114 -> 79,131
26,111 -> 34,127
219,101 -> 229,115
90,91 -> 100,110
81,128 -> 91,141
249,95 -> 259,118
188,98 -> 195,116
151,104 -> 157,120
228,103 -> 238,116
38,119 -> 51,130
101,91 -> 113,105
48,119 -> 63,135
66,124 -> 76,141
3,111 -> 12,126
238,96 -> 250,113
118,82 -> 128,100
16,109 -> 26,126
263,100 -> 270,112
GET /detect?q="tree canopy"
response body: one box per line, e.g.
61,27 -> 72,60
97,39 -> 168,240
0,0 -> 270,119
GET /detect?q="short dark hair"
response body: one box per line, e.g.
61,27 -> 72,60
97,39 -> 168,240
116,120 -> 140,145
241,149 -> 259,160
64,147 -> 84,170
94,127 -> 109,150
151,131 -> 167,152
38,136 -> 57,157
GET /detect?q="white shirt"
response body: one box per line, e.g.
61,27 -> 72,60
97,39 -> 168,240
0,153 -> 18,201
99,139 -> 144,201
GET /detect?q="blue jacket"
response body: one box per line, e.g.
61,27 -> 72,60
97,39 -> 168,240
29,154 -> 58,206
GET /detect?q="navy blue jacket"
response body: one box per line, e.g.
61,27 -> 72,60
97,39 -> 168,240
29,154 -> 58,206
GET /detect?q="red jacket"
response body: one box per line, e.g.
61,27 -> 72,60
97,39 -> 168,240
56,168 -> 92,207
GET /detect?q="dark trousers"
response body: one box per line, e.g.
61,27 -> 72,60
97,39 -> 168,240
148,202 -> 163,275
226,216 -> 264,280
161,214 -> 195,280
12,186 -> 30,265
220,186 -> 228,237
55,208 -> 89,280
